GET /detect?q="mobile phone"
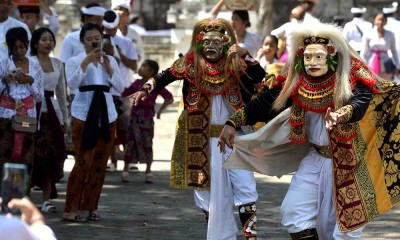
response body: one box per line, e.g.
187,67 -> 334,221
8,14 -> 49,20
103,34 -> 111,45
11,68 -> 22,74
0,163 -> 28,213
92,42 -> 98,48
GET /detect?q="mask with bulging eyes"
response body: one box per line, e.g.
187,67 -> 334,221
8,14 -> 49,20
303,44 -> 329,77
202,31 -> 225,63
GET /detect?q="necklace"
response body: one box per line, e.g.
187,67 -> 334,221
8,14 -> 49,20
292,72 -> 335,112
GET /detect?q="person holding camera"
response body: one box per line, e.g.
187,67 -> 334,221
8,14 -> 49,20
0,198 -> 56,240
102,10 -> 138,173
62,23 -> 124,222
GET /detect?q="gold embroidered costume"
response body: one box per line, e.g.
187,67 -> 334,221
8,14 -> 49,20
166,51 -> 264,190
222,21 -> 400,236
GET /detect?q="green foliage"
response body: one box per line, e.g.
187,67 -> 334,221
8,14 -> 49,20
295,56 -> 305,73
196,41 -> 203,54
326,54 -> 338,71
223,43 -> 231,56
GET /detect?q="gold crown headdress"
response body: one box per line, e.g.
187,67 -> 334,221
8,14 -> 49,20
203,19 -> 226,34
303,36 -> 330,46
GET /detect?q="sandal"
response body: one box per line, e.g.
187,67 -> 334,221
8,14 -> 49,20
106,163 -> 116,172
87,213 -> 101,221
62,214 -> 86,223
41,201 -> 57,213
145,173 -> 154,183
121,171 -> 129,182
128,163 -> 139,173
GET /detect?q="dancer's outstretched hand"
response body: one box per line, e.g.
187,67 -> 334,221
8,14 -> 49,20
218,125 -> 236,153
131,90 -> 148,106
325,107 -> 346,131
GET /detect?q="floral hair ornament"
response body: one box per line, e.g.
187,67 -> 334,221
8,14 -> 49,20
222,35 -> 231,44
325,42 -> 338,71
196,31 -> 204,42
295,46 -> 305,73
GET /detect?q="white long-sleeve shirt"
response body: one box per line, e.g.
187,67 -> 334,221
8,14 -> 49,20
59,30 -> 83,63
65,52 -> 124,123
43,9 -> 60,37
0,57 -> 43,119
342,17 -> 373,52
110,34 -> 138,96
32,56 -> 68,124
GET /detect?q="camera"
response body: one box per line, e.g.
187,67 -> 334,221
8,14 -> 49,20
0,163 -> 28,213
92,42 -> 98,48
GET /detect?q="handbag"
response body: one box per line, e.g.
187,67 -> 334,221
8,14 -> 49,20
11,115 -> 37,133
384,58 -> 396,74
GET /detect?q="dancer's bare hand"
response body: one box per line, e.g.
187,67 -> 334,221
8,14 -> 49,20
325,107 -> 346,131
131,90 -> 148,106
218,125 -> 236,153
227,44 -> 247,57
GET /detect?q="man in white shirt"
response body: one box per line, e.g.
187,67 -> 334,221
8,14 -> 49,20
298,0 -> 320,24
102,10 -> 139,173
59,3 -> 106,63
17,0 -> 60,36
271,5 -> 305,62
103,10 -> 138,89
342,7 -> 372,53
0,0 -> 31,60
112,0 -> 145,61
383,2 -> 400,61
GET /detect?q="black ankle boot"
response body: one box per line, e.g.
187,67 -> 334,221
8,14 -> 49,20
238,202 -> 257,239
290,228 -> 319,240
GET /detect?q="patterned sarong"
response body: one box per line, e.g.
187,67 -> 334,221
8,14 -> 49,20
331,80 -> 400,232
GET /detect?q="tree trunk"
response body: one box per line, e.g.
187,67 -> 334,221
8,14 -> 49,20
256,0 -> 273,38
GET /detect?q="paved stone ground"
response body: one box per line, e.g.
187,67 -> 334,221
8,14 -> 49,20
29,99 -> 400,240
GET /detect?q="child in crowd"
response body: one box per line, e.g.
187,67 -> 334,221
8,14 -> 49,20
121,60 -> 174,183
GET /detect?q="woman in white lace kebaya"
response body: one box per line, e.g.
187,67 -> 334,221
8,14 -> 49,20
30,27 -> 68,214
361,12 -> 399,80
0,27 -> 43,170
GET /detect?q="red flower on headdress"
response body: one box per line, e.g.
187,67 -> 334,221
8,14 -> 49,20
326,45 -> 336,55
196,33 -> 204,42
222,35 -> 231,43
296,47 -> 304,58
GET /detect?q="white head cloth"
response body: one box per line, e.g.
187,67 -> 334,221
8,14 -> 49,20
111,0 -> 132,12
102,11 -> 120,29
383,2 -> 398,14
81,6 -> 106,16
350,7 -> 366,14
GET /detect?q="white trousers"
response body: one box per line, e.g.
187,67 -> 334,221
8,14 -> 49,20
194,138 -> 258,240
281,148 -> 364,240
